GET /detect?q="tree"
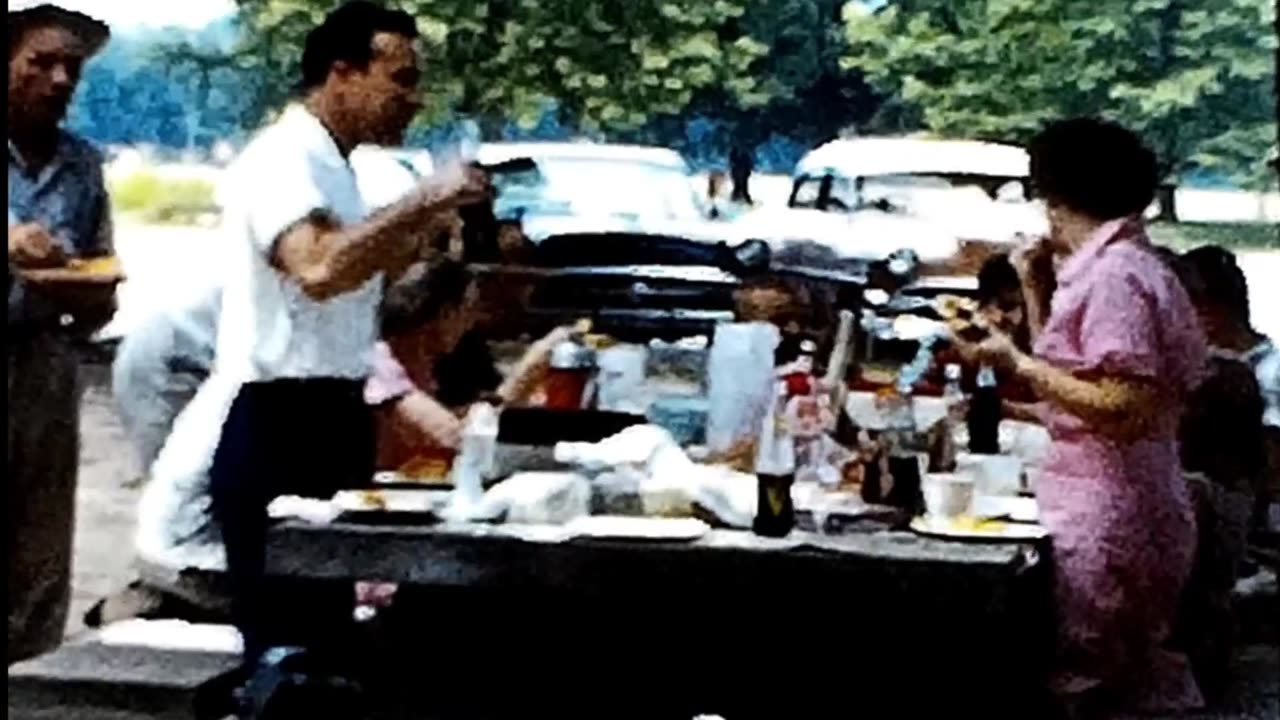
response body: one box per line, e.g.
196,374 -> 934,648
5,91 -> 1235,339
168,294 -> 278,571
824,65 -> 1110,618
842,0 -> 1279,217
230,0 -> 770,136
688,0 -> 879,170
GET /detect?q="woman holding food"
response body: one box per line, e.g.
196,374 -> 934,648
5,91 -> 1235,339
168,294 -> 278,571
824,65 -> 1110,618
957,118 -> 1207,716
366,258 -> 573,472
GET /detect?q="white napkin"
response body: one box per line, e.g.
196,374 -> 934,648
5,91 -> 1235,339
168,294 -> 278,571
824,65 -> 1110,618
267,495 -> 341,525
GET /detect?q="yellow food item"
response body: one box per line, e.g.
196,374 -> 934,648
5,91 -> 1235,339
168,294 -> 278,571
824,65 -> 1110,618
67,256 -> 122,275
398,455 -> 450,481
936,294 -> 977,320
949,515 -> 1008,533
582,333 -> 616,350
357,490 -> 387,510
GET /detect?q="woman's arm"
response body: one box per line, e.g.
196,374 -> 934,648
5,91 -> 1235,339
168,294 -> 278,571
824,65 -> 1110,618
496,326 -> 574,406
390,390 -> 463,449
1001,399 -> 1044,425
1011,350 -> 1162,441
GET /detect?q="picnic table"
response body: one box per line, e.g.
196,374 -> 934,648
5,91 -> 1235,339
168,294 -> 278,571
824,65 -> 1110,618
261,519 -> 1055,718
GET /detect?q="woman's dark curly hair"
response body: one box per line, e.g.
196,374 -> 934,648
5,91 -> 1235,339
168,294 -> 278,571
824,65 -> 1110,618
380,259 -> 474,337
1029,118 -> 1159,221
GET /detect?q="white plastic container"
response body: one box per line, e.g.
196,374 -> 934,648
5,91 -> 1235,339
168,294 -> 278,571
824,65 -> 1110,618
921,472 -> 975,519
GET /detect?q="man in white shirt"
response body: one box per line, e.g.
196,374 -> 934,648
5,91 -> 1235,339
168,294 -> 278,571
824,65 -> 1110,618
96,146 -> 459,628
206,1 -> 488,672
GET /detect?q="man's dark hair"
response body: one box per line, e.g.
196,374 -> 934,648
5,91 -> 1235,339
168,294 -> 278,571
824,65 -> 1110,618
1180,245 -> 1252,325
380,258 -> 473,337
9,5 -> 110,60
300,1 -> 417,90
1028,117 -> 1159,221
976,253 -> 1021,307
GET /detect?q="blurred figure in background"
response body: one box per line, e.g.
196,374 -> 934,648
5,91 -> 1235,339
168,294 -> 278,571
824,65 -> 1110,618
1177,245 -> 1280,524
1165,247 -> 1269,702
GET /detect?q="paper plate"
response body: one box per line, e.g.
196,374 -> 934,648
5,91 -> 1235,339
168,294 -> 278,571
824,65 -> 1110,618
565,515 -> 709,542
909,514 -> 1048,542
332,489 -> 447,514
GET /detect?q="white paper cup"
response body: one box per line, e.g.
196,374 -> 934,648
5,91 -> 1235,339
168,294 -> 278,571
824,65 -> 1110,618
922,473 -> 975,519
956,453 -> 1024,497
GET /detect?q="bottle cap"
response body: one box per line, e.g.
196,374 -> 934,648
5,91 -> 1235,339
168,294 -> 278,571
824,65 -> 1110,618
976,366 -> 997,388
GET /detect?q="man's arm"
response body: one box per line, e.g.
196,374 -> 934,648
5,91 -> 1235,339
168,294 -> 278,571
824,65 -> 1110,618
271,166 -> 489,302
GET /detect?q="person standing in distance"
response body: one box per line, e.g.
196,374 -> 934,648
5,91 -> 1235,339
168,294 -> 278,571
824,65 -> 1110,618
7,1 -> 116,664
207,0 -> 489,672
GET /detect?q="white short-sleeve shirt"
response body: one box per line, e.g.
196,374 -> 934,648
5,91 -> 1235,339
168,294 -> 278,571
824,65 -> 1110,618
215,104 -> 381,382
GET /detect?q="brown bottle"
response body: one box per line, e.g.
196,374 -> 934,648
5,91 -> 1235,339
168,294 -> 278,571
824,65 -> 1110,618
753,384 -> 796,537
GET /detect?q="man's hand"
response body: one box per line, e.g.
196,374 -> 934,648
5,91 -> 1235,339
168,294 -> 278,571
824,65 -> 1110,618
8,223 -> 67,269
417,210 -> 464,261
415,164 -> 493,211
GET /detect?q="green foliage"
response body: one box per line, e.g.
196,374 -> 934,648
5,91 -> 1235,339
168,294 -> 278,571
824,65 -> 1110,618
110,172 -> 218,225
1149,221 -> 1280,251
842,0 -> 1278,188
231,0 -> 770,133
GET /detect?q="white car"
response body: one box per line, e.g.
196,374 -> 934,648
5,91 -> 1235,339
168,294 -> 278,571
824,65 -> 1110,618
732,137 -> 1050,271
475,142 -> 726,245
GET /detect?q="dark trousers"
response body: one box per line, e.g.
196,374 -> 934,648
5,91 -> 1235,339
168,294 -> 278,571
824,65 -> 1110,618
208,379 -> 374,664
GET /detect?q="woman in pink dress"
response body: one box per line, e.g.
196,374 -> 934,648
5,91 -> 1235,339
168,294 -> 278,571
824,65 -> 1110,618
960,119 -> 1207,717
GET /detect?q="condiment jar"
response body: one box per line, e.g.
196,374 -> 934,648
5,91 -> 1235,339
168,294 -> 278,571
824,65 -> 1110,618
544,339 -> 597,410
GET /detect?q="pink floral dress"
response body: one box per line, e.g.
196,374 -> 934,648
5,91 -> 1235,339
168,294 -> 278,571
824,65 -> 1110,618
1032,218 -> 1206,712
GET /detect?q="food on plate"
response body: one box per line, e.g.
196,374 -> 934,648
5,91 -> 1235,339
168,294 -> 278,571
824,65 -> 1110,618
20,254 -> 125,283
68,256 -> 122,275
357,490 -> 388,510
946,315 -> 990,343
948,515 -> 1008,533
397,454 -> 451,482
935,294 -> 978,321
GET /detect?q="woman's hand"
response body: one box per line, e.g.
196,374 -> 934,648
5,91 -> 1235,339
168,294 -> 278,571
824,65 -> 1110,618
532,325 -> 575,355
1010,235 -> 1054,290
496,325 -> 575,406
1010,234 -> 1056,341
954,326 -> 1022,372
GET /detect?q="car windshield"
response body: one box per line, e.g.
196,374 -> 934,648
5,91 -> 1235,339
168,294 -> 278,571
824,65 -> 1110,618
494,157 -> 705,222
791,172 -> 1028,213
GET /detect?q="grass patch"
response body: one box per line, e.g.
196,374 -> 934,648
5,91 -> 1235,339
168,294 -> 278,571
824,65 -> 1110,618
1149,222 -> 1279,251
109,171 -> 217,226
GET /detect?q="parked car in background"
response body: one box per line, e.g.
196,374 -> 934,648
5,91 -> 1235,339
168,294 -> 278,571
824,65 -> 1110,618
476,141 -> 721,243
729,137 -> 1049,275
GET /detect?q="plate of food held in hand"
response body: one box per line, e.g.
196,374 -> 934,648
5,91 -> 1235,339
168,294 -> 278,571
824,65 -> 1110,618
20,255 -> 125,285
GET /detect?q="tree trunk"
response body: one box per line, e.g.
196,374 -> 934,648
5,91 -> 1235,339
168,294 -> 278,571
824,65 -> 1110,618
1154,184 -> 1178,223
